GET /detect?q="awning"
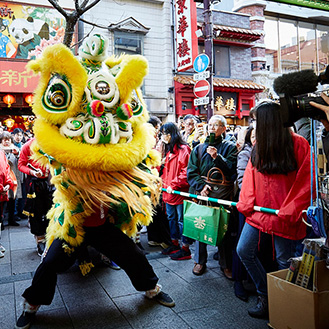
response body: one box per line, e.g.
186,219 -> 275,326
197,23 -> 263,43
174,75 -> 265,91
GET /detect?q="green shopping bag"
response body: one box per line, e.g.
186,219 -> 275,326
183,200 -> 230,246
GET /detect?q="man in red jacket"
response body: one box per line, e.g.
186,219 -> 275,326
18,138 -> 52,256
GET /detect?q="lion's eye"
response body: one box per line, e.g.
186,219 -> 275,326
43,74 -> 72,112
51,91 -> 65,106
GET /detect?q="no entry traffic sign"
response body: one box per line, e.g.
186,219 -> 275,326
193,79 -> 210,98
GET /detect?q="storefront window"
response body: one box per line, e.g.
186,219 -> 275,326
114,32 -> 143,55
198,44 -> 230,77
264,17 -> 279,73
214,45 -> 230,77
317,25 -> 329,72
279,19 -> 298,73
299,22 -> 316,71
264,16 -> 329,75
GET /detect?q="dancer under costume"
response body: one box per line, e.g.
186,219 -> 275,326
16,34 -> 175,329
18,137 -> 52,256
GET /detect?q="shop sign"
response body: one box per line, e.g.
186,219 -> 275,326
214,92 -> 238,115
0,61 -> 39,93
175,0 -> 198,72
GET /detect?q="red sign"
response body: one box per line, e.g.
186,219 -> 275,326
193,80 -> 210,98
175,0 -> 198,72
0,61 -> 39,93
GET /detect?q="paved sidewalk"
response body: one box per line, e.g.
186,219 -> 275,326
0,220 -> 269,329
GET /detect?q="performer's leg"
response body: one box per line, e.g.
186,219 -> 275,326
22,239 -> 77,306
16,239 -> 78,328
86,221 -> 158,291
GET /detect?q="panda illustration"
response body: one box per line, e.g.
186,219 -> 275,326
9,16 -> 53,58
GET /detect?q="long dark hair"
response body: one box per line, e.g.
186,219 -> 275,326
160,122 -> 186,154
251,101 -> 297,174
242,125 -> 254,148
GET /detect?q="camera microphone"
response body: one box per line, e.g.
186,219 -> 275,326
273,69 -> 328,127
273,69 -> 319,96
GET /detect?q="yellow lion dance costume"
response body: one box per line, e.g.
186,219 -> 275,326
28,34 -> 161,274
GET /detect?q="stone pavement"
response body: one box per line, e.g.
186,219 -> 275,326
0,220 -> 269,329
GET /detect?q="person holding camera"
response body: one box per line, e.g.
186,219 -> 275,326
236,101 -> 312,319
310,92 -> 329,162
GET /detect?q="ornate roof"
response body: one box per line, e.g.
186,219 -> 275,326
197,23 -> 263,43
174,75 -> 265,91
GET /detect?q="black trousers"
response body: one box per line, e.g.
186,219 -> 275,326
23,221 -> 159,306
147,200 -> 171,245
25,177 -> 52,236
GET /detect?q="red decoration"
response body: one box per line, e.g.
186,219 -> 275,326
3,94 -> 15,108
25,94 -> 34,106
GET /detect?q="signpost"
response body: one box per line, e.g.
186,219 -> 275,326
193,71 -> 210,81
193,54 -> 210,73
193,80 -> 210,98
193,54 -> 210,108
194,97 -> 209,106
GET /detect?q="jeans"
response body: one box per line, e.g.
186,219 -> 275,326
165,203 -> 193,245
237,222 -> 298,296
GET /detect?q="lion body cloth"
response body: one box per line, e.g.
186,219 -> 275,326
28,34 -> 161,274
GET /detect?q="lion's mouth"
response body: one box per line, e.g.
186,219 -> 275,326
59,112 -> 133,145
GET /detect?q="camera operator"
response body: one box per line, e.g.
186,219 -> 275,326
310,93 -> 329,162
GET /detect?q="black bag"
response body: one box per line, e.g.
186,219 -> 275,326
202,167 -> 234,200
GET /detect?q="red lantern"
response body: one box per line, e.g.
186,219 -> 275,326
3,94 -> 15,108
25,94 -> 34,107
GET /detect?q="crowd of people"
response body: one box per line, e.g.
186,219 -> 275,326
146,98 -> 326,320
0,127 -> 54,259
3,95 -> 329,325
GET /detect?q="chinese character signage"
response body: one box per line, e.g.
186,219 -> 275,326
0,2 -> 71,60
175,0 -> 198,72
0,61 -> 38,92
214,92 -> 238,116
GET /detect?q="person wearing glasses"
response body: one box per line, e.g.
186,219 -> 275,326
187,115 -> 238,276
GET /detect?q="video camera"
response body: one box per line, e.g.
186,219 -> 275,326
273,66 -> 329,127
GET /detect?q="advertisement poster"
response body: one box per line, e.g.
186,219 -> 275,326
0,2 -> 72,60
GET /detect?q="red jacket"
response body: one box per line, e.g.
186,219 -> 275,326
162,144 -> 191,205
18,138 -> 48,178
237,133 -> 311,241
0,150 -> 14,202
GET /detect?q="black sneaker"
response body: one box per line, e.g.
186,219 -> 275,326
161,244 -> 180,255
170,248 -> 191,260
248,295 -> 269,319
37,242 -> 45,257
15,311 -> 36,329
153,291 -> 175,307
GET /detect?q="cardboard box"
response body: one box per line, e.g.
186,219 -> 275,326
267,260 -> 329,329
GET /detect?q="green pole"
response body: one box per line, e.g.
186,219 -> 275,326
162,188 -> 279,215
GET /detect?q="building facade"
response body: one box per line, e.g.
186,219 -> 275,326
0,0 -> 267,129
174,8 -> 264,126
233,0 -> 329,99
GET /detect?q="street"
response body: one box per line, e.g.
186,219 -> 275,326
0,220 -> 269,329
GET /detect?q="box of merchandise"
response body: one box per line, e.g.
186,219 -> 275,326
267,260 -> 329,329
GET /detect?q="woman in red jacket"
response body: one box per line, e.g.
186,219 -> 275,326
237,101 -> 311,319
0,149 -> 14,256
160,122 -> 193,260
